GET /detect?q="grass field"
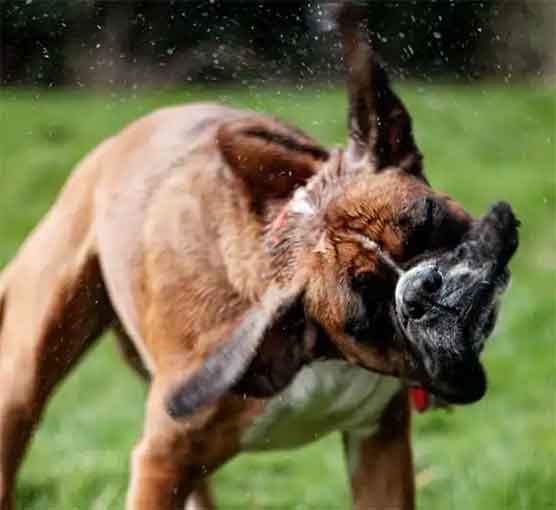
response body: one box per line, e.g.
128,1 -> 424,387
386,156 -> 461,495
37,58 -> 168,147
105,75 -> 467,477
1,83 -> 555,510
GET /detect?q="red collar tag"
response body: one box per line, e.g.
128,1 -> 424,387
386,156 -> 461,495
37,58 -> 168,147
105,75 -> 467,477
410,387 -> 429,413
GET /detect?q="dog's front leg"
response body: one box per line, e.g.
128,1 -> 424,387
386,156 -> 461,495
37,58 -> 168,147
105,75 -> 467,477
184,478 -> 214,510
127,381 -> 202,510
126,380 -> 239,510
342,391 -> 414,510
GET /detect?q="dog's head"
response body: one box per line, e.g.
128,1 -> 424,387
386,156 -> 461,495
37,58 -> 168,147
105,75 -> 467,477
392,201 -> 518,403
295,177 -> 517,405
166,6 -> 518,418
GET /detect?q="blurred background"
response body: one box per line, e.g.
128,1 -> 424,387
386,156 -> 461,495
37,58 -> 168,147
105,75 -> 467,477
2,0 -> 555,88
1,1 -> 555,509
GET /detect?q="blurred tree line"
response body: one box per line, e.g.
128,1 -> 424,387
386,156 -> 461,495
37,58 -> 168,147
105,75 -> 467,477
1,0 -> 554,88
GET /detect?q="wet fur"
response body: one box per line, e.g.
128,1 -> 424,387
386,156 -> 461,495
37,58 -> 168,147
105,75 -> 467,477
0,5 -> 518,510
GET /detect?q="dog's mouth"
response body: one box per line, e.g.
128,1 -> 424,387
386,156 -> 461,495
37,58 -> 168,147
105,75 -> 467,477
392,263 -> 510,404
389,202 -> 518,404
393,308 -> 486,404
405,356 -> 488,405
403,343 -> 489,405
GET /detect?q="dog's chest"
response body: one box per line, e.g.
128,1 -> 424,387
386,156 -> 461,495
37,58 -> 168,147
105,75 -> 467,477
241,360 -> 401,451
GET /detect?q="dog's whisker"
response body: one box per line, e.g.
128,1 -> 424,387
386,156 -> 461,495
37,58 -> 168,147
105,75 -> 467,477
350,234 -> 406,277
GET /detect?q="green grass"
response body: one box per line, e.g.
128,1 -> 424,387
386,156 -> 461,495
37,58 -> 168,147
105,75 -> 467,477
1,83 -> 555,510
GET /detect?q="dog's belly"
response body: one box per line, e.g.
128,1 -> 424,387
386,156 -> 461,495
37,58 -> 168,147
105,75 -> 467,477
241,360 -> 401,451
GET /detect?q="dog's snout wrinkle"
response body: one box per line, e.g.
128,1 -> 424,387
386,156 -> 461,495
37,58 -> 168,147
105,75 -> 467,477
426,298 -> 459,316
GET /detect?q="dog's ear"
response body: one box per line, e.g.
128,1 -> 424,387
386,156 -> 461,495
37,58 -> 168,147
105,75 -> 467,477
218,117 -> 329,201
166,280 -> 305,418
337,4 -> 422,175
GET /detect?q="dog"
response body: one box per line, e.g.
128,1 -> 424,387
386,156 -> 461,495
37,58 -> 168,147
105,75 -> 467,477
0,6 -> 518,510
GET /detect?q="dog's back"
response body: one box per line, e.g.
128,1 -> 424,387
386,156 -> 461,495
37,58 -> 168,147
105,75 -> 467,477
0,100 -> 319,380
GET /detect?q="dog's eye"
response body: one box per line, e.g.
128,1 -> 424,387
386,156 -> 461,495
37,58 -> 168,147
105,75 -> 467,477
351,271 -> 374,291
347,271 -> 395,343
401,197 -> 470,262
413,197 -> 436,234
401,197 -> 445,258
351,271 -> 393,299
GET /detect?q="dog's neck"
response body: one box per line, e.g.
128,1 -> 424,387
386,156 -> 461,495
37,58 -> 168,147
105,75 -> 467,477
264,149 -> 356,282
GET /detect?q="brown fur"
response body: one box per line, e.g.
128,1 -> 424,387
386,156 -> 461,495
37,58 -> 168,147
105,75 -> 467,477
344,391 -> 415,510
0,7 -> 479,510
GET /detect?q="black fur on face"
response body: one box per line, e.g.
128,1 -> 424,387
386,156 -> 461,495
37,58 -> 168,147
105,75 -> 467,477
341,195 -> 470,355
394,202 -> 519,404
346,269 -> 397,342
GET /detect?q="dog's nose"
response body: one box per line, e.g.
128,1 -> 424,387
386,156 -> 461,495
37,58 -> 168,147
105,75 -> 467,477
420,268 -> 443,293
403,268 -> 443,318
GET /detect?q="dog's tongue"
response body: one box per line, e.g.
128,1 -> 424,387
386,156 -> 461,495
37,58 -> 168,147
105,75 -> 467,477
410,387 -> 429,412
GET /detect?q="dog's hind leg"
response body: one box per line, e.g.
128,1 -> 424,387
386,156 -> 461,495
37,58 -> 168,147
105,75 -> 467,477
113,322 -> 151,383
0,244 -> 113,509
0,144 -> 115,510
112,326 -> 216,510
126,377 -> 248,510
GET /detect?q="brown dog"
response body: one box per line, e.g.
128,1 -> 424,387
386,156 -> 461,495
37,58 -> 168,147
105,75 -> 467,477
0,7 -> 518,510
